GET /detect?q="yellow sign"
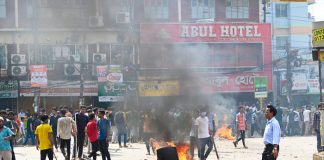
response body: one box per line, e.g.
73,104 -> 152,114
139,80 -> 180,97
313,28 -> 324,43
319,51 -> 324,61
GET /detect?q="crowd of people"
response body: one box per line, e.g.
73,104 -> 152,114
0,102 -> 321,160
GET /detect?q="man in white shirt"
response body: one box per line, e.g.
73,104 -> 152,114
57,110 -> 77,160
196,109 -> 213,160
303,106 -> 311,136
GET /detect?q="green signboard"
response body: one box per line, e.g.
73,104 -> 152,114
98,82 -> 126,102
254,77 -> 267,98
0,80 -> 18,98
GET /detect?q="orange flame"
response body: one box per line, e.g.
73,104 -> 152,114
150,138 -> 191,160
176,143 -> 191,160
216,114 -> 235,140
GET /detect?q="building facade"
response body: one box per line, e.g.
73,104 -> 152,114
266,0 -> 317,106
0,0 -> 272,111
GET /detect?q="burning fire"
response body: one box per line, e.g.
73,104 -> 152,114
150,138 -> 191,160
216,114 -> 235,140
216,124 -> 235,140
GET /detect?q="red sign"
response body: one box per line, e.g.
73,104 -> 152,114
30,65 -> 48,87
140,23 -> 271,43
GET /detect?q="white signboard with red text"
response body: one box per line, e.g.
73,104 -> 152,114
30,65 -> 48,87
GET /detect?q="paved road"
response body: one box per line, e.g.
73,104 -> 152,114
15,136 -> 316,160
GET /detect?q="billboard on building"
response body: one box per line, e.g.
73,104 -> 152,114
140,23 -> 272,93
139,78 -> 180,97
313,21 -> 324,48
98,82 -> 126,102
20,81 -> 97,96
30,65 -> 48,87
0,80 -> 18,98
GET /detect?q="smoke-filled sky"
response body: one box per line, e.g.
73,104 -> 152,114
309,0 -> 324,21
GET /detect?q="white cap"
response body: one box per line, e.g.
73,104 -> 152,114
0,116 -> 4,121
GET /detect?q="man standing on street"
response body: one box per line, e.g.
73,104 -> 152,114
196,108 -> 213,160
0,116 -> 15,160
115,109 -> 127,148
262,105 -> 281,160
35,115 -> 54,160
73,106 -> 89,159
86,113 -> 99,160
233,106 -> 248,149
50,107 -> 59,151
57,110 -> 77,160
313,103 -> 324,152
303,106 -> 311,136
97,110 -> 112,160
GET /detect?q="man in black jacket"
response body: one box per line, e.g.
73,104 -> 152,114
73,106 -> 89,159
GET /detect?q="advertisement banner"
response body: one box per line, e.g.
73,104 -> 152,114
96,66 -> 108,82
313,22 -> 324,48
140,23 -> 271,43
308,79 -> 320,94
0,80 -> 18,98
98,83 -> 126,102
30,65 -> 48,87
108,65 -> 123,83
20,81 -> 97,96
139,80 -> 180,97
254,77 -> 268,98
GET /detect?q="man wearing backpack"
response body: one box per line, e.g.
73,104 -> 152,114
115,109 -> 127,148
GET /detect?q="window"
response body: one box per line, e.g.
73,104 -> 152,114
226,0 -> 249,19
0,0 -> 6,18
0,45 -> 6,69
27,0 -> 33,18
276,36 -> 288,50
191,0 -> 215,19
144,0 -> 169,19
275,4 -> 288,18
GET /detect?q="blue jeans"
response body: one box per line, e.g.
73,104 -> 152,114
117,126 -> 127,146
24,131 -> 35,145
198,137 -> 213,159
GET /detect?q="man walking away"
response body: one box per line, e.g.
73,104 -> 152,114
73,106 -> 89,159
50,107 -> 59,151
0,116 -> 15,160
262,105 -> 281,160
233,106 -> 248,149
35,115 -> 54,160
303,106 -> 311,136
97,110 -> 111,160
189,109 -> 199,158
313,103 -> 324,152
276,106 -> 283,136
86,113 -> 99,160
57,110 -> 77,160
115,110 -> 127,148
196,108 -> 213,160
24,113 -> 36,145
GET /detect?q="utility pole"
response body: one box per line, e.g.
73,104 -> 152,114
286,42 -> 292,105
262,0 -> 267,23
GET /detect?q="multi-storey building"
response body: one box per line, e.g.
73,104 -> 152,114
0,0 -> 272,111
266,0 -> 317,106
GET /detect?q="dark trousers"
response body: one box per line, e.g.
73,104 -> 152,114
143,133 -> 151,154
60,138 -> 71,160
262,144 -> 279,160
10,140 -> 15,160
316,130 -> 324,152
190,136 -> 198,158
53,133 -> 58,149
235,130 -> 247,147
99,139 -> 111,160
88,140 -> 99,160
40,149 -> 53,160
198,137 -> 213,160
251,124 -> 257,136
73,134 -> 85,158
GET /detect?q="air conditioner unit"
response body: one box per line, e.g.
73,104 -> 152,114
11,66 -> 27,76
116,12 -> 130,23
11,54 -> 27,64
69,55 -> 80,62
64,64 -> 80,76
88,16 -> 104,28
93,53 -> 107,64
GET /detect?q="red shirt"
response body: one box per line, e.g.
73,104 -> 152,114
86,120 -> 98,142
